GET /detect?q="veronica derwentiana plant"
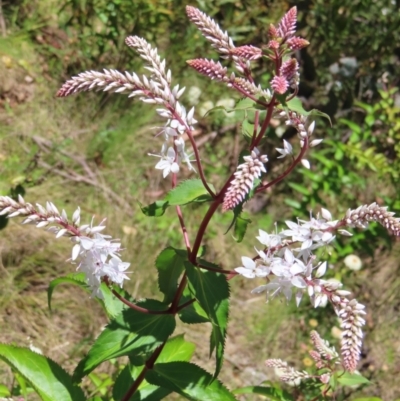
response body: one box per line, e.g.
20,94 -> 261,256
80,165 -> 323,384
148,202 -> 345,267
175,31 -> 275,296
1,6 -> 399,401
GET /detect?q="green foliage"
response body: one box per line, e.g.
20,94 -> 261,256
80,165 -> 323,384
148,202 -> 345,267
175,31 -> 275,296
145,361 -> 237,401
73,300 -> 176,382
336,372 -> 370,386
155,247 -> 186,304
185,261 -> 230,378
233,384 -> 293,401
0,344 -> 85,401
113,335 -> 195,401
165,179 -> 214,206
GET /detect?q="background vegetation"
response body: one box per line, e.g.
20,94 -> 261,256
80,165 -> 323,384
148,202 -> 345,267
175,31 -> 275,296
0,0 -> 399,399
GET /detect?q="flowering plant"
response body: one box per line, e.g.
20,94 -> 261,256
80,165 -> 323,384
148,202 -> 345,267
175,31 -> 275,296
1,6 -> 399,401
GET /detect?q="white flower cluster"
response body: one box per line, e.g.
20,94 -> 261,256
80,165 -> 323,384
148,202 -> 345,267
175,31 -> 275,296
0,195 -> 130,299
70,212 -> 130,298
236,208 -> 336,305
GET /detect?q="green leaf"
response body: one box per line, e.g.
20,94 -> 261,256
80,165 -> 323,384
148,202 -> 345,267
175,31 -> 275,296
178,287 -> 210,324
155,247 -> 186,304
233,214 -> 251,243
282,97 -> 331,125
165,179 -> 214,206
0,345 -> 85,401
100,284 -> 131,318
288,182 -> 311,196
146,361 -> 237,400
113,364 -> 171,401
0,384 -> 11,397
140,200 -> 169,217
185,261 -> 230,378
339,118 -> 362,133
284,198 -> 301,209
156,335 -> 196,364
73,299 -> 175,382
241,119 -> 255,138
233,385 -> 293,401
351,398 -> 382,401
113,336 -> 194,401
337,372 -> 371,386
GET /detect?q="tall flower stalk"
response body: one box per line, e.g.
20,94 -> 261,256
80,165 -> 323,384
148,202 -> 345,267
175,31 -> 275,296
0,6 -> 398,401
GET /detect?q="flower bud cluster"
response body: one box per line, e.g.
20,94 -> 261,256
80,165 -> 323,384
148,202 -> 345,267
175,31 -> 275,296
57,36 -> 197,179
264,7 -> 309,95
265,359 -> 311,386
222,148 -> 268,211
186,6 -> 251,76
331,296 -> 366,372
0,195 -> 130,298
344,202 -> 400,236
276,110 -> 322,168
266,331 -> 339,386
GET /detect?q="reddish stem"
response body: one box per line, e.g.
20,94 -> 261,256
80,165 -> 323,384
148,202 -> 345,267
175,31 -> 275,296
121,342 -> 166,401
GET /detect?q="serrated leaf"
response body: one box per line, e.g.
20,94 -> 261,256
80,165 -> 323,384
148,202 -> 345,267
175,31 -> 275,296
113,335 -> 194,401
113,364 -> 172,401
233,385 -> 293,400
337,372 -> 370,386
157,335 -> 195,364
146,361 -> 237,400
118,365 -> 172,401
140,200 -> 169,217
73,299 -> 175,382
233,215 -> 251,243
178,288 -> 210,324
185,261 -> 230,378
165,179 -> 214,206
155,247 -> 186,304
100,284 -> 131,318
0,345 -> 85,401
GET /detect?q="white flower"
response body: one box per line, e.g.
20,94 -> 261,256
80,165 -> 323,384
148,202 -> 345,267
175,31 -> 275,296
281,221 -> 313,248
276,139 -> 293,158
252,249 -> 307,302
256,229 -> 282,248
102,256 -> 131,286
343,254 -> 362,271
71,229 -> 130,298
235,256 -> 270,278
174,137 -> 196,173
152,146 -> 180,178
